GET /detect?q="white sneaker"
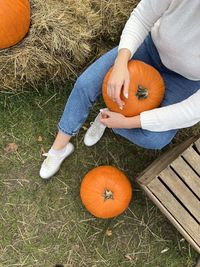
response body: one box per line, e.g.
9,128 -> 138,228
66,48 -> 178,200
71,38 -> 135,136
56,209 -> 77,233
84,113 -> 106,146
39,143 -> 74,179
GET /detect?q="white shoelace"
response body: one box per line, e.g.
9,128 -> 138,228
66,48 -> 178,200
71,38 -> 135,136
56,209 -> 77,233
89,122 -> 97,136
89,121 -> 105,136
42,153 -> 58,168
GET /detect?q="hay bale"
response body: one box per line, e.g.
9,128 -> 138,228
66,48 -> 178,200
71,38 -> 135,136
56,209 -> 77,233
92,0 -> 137,43
0,0 -> 101,90
0,0 -> 138,91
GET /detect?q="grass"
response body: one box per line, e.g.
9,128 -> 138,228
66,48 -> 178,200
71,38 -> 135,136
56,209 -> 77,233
0,85 -> 198,267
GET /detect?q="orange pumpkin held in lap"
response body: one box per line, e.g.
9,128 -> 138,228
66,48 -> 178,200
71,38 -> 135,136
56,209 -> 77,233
80,166 -> 132,219
0,0 -> 31,49
102,60 -> 165,117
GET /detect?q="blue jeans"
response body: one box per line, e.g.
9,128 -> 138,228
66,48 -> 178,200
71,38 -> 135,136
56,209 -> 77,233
58,34 -> 200,149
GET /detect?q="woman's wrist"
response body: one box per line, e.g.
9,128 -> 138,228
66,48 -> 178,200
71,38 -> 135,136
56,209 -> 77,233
124,115 -> 141,128
114,48 -> 131,67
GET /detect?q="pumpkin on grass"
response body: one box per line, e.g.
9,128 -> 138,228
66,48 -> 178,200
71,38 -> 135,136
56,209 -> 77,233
80,166 -> 132,219
0,0 -> 30,49
102,60 -> 165,117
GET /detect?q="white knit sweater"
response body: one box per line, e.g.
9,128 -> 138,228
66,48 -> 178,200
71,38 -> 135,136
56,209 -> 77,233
118,0 -> 200,132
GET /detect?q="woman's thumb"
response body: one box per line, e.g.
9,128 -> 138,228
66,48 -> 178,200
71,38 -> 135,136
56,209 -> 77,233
100,108 -> 111,117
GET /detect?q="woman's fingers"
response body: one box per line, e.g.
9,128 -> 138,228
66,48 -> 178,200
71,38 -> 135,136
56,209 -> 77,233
123,78 -> 129,99
106,65 -> 129,109
107,82 -> 124,108
107,82 -> 112,99
114,84 -> 124,109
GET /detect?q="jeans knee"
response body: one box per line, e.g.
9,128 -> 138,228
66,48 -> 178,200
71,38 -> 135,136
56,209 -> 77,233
113,128 -> 176,150
145,136 -> 171,149
138,131 -> 176,149
149,130 -> 177,149
74,76 -> 87,92
74,75 -> 99,103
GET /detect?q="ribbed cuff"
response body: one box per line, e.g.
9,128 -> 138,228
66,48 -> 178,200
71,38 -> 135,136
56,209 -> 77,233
140,110 -> 163,131
118,38 -> 140,59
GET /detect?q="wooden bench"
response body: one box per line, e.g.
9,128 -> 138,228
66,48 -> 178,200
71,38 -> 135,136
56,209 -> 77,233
137,136 -> 200,260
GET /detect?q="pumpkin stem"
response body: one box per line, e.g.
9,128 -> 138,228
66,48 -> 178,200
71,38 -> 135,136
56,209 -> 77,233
103,189 -> 114,201
135,85 -> 148,100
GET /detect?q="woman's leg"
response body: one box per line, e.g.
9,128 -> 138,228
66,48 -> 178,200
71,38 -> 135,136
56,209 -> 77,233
52,47 -> 119,150
52,132 -> 71,150
40,47 -> 121,178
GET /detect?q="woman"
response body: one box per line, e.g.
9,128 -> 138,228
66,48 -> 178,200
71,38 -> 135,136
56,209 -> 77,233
40,0 -> 200,179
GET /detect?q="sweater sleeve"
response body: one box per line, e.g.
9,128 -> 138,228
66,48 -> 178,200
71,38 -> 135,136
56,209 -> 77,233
118,0 -> 172,58
140,90 -> 200,131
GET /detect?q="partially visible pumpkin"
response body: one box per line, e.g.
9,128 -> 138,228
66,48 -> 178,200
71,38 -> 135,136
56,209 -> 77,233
80,166 -> 132,219
0,0 -> 30,49
102,60 -> 165,117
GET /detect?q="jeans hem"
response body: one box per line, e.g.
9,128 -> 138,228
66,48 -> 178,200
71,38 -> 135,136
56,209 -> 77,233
57,123 -> 76,137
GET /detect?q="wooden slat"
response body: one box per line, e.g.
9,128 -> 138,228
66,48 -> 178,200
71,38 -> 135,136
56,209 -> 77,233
182,146 -> 200,174
140,184 -> 200,254
195,138 -> 200,153
147,178 -> 200,245
137,136 -> 198,185
171,156 -> 200,197
159,167 -> 200,222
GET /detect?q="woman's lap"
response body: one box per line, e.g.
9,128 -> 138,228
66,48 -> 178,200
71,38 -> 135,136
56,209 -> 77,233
111,36 -> 200,149
58,38 -> 153,137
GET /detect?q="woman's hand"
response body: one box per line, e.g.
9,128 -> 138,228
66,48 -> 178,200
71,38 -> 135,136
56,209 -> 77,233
100,109 -> 141,129
107,49 -> 131,109
100,109 -> 127,128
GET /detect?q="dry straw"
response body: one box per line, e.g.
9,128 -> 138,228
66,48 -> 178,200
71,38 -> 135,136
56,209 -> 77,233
0,0 -> 137,91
